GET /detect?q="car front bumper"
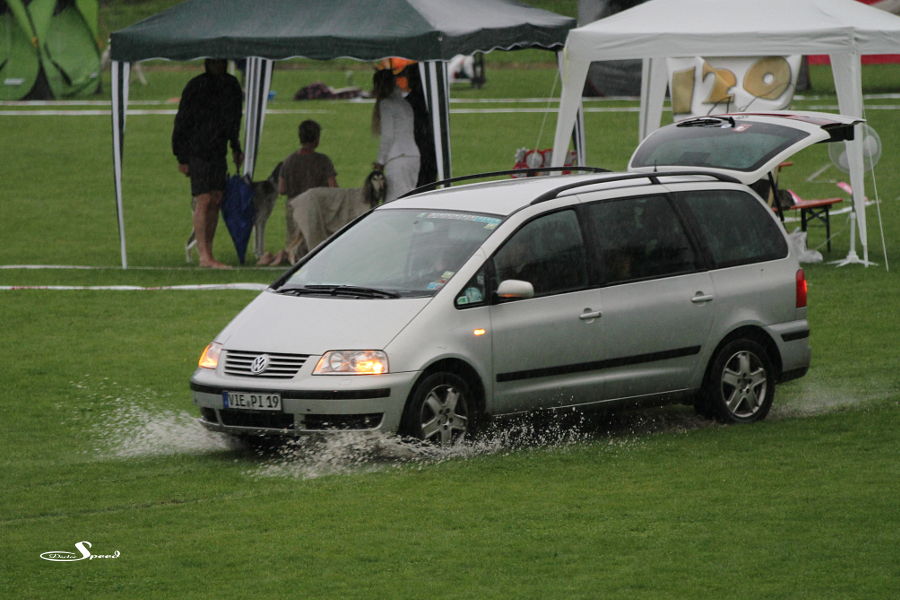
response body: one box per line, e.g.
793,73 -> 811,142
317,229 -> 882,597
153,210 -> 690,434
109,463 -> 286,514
190,369 -> 419,437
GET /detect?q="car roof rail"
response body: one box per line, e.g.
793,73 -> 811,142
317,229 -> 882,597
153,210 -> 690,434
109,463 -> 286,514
529,170 -> 742,205
399,166 -> 611,198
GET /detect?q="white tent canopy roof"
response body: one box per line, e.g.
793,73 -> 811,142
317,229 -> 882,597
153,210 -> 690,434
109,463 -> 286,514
552,0 -> 900,267
565,0 -> 900,59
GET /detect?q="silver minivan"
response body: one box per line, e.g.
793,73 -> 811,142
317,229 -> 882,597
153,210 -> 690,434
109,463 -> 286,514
191,112 -> 858,444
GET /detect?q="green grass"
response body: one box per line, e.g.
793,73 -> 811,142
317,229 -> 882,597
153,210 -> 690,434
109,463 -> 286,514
1,3 -> 899,596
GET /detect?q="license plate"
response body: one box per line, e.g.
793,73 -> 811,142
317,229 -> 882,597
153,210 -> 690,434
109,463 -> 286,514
223,391 -> 282,411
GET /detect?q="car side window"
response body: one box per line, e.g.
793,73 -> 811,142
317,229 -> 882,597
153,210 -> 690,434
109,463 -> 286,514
584,195 -> 698,284
675,190 -> 788,267
492,210 -> 587,298
455,269 -> 488,308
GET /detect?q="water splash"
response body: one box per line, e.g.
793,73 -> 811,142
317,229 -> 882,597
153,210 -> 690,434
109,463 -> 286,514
77,376 -> 886,478
249,407 -> 712,480
93,402 -> 233,458
770,380 -> 884,419
74,378 -> 233,458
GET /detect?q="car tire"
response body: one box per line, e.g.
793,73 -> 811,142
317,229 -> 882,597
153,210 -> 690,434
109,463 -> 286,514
701,339 -> 775,423
401,371 -> 476,445
692,393 -> 716,419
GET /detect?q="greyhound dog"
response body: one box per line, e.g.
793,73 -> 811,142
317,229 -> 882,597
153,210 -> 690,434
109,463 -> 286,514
184,163 -> 281,263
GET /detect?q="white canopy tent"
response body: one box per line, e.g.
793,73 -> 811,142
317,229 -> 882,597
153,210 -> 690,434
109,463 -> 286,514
552,0 -> 900,266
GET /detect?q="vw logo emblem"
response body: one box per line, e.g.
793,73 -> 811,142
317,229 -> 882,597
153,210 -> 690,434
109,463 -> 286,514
249,354 -> 270,375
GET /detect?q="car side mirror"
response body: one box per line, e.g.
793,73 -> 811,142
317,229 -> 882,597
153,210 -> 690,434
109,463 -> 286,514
496,279 -> 534,300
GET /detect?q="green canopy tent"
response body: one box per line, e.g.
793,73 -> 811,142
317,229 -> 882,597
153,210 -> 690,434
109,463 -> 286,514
108,0 -> 575,268
0,0 -> 100,100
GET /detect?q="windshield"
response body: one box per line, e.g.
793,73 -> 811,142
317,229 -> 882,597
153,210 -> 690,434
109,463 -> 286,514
631,120 -> 810,171
280,209 -> 502,298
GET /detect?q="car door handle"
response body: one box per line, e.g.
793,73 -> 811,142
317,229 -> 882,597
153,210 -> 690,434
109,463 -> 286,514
691,292 -> 714,304
579,309 -> 602,320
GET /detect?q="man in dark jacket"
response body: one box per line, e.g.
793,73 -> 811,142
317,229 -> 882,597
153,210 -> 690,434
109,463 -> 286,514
173,58 -> 243,268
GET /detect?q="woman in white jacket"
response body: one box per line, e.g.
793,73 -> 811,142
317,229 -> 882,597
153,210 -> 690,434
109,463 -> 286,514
372,69 -> 420,202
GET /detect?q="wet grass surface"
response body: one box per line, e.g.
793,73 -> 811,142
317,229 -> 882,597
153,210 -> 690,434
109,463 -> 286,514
1,285 -> 896,598
3,363 -> 896,599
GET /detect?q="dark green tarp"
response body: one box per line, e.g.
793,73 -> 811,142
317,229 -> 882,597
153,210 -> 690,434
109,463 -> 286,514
109,0 -> 574,62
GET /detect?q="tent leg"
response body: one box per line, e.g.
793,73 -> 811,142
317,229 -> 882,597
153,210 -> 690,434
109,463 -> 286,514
829,53 -> 871,267
639,57 -> 667,141
111,60 -> 130,269
557,51 -> 586,165
551,56 -> 590,168
422,61 -> 451,181
241,57 -> 274,179
829,211 -> 876,267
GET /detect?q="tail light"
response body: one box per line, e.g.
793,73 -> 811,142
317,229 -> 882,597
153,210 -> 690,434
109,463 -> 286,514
796,269 -> 808,308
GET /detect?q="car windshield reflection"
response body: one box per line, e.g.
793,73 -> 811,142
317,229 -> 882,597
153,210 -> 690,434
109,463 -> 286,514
281,209 -> 503,298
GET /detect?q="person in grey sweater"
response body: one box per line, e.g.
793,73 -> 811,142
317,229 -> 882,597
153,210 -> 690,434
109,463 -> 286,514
371,69 -> 420,202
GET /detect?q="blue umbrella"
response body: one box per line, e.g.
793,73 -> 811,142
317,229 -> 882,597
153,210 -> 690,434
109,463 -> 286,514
221,174 -> 255,264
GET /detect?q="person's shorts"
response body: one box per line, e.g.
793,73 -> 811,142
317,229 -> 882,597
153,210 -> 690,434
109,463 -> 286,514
188,155 -> 227,196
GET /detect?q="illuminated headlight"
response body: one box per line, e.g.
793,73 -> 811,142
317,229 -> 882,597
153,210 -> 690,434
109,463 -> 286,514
314,350 -> 389,375
198,342 -> 223,369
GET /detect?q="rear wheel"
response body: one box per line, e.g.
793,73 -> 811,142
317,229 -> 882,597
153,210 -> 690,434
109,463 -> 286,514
401,372 -> 475,445
701,339 -> 775,423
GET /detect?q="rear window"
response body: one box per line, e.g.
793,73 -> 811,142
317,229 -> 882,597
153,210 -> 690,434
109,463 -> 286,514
676,190 -> 788,267
631,121 -> 809,171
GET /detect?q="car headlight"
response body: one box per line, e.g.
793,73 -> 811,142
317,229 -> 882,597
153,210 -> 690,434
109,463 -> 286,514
314,350 -> 389,375
198,342 -> 223,369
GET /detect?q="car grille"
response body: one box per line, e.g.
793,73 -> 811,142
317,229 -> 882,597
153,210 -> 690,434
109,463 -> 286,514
224,350 -> 309,379
200,408 -> 382,433
218,409 -> 296,430
303,413 -> 383,431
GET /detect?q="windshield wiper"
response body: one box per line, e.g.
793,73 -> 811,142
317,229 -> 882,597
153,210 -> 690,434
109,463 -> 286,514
677,116 -> 735,128
274,286 -> 322,296
277,284 -> 400,298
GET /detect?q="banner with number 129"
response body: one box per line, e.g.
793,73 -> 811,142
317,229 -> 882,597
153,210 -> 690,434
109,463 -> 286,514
667,56 -> 802,119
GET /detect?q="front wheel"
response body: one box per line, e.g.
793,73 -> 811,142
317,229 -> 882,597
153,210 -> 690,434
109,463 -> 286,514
700,339 -> 775,423
401,372 -> 476,445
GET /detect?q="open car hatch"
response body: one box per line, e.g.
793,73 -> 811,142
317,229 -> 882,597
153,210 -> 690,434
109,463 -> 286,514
628,111 -> 864,185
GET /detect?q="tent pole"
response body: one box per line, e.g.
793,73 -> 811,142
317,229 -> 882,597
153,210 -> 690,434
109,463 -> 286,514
423,61 -> 451,181
557,50 -> 585,166
111,60 -> 130,269
550,54 -> 589,168
241,58 -> 258,177
829,53 -> 873,267
639,57 -> 667,141
242,57 -> 273,179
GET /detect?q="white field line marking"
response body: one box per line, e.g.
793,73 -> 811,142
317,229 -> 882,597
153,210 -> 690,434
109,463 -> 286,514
0,283 -> 268,291
4,104 -> 898,118
0,108 -> 335,116
0,264 -> 283,270
0,99 -> 173,106
3,92 -> 899,107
